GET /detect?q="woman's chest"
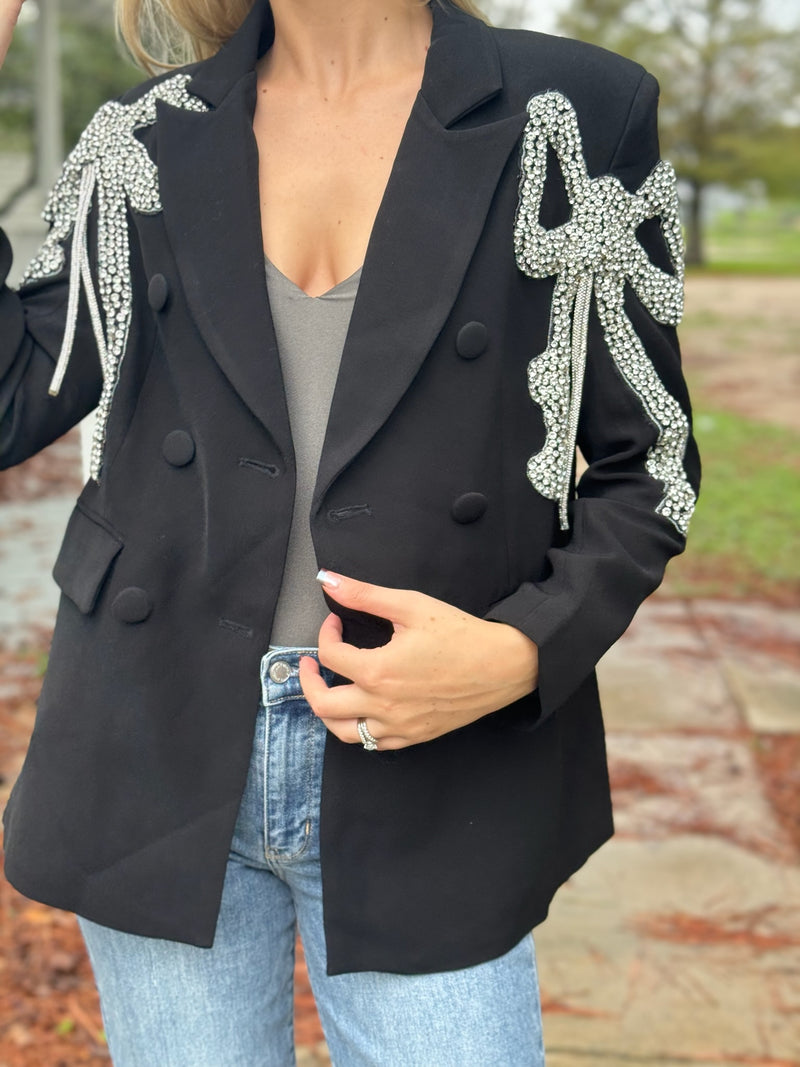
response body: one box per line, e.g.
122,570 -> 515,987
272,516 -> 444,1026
251,76 -> 421,297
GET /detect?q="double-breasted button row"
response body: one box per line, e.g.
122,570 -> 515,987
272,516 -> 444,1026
455,321 -> 488,360
148,273 -> 169,312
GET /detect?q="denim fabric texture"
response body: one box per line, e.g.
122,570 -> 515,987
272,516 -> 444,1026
78,647 -> 545,1066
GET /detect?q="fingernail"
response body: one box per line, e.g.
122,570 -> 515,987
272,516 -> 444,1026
316,569 -> 341,589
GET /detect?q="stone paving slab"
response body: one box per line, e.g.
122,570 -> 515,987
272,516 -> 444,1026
546,1056 -> 759,1066
535,835 -> 800,1064
688,600 -> 800,736
722,656 -> 800,734
596,597 -> 739,734
296,1044 -> 330,1066
597,644 -> 739,734
598,596 -> 800,738
0,495 -> 73,645
607,733 -> 795,863
691,600 -> 800,659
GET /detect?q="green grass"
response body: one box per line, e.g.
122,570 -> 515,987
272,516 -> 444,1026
665,409 -> 800,601
700,200 -> 800,276
687,261 -> 800,277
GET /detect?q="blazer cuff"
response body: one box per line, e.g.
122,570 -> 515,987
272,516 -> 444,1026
484,583 -> 580,722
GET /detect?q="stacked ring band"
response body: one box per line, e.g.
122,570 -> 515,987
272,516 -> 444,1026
357,718 -> 378,751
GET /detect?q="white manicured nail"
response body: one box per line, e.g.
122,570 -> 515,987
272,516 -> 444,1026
316,569 -> 340,589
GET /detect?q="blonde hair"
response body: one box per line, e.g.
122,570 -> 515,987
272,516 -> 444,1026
116,0 -> 488,75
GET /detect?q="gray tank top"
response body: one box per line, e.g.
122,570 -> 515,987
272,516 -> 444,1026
265,256 -> 362,647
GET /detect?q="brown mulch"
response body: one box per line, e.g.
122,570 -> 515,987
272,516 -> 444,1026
0,878 -> 109,1066
0,869 -> 325,1065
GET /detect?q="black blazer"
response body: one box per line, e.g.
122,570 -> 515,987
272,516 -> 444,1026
1,0 -> 700,975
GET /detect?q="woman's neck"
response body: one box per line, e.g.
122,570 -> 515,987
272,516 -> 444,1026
261,0 -> 433,97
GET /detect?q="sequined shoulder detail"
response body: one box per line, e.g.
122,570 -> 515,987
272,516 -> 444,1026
514,90 -> 696,536
17,74 -> 209,481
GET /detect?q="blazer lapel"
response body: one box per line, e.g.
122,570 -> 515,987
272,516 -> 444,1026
153,0 -> 293,459
312,9 -> 527,508
155,78 -> 292,459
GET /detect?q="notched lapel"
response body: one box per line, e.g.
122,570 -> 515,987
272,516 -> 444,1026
313,98 -> 527,511
154,76 -> 293,460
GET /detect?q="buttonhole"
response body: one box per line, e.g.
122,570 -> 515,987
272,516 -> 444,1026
218,617 -> 254,639
239,457 -> 280,477
327,504 -> 372,522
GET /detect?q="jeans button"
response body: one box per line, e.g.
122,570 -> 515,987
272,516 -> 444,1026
268,660 -> 292,684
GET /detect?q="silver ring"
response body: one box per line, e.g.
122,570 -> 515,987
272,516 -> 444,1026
357,718 -> 379,751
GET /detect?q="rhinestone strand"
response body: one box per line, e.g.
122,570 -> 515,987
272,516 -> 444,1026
17,74 -> 209,481
514,91 -> 696,535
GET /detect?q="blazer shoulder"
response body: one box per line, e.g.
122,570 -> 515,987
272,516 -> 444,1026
493,25 -> 647,92
492,26 -> 652,119
490,26 -> 658,175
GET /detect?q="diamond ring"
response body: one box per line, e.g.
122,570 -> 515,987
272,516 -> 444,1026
357,718 -> 379,751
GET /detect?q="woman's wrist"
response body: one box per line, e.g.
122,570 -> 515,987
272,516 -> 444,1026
483,618 -> 539,700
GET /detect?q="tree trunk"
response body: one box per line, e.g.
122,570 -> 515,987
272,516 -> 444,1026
684,178 -> 705,266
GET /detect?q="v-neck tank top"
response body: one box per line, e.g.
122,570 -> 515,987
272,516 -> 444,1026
265,256 -> 362,647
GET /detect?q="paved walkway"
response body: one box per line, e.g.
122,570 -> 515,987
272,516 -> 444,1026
543,597 -> 800,1067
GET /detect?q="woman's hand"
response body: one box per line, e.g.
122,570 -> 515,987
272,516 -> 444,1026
0,0 -> 26,69
298,571 -> 539,750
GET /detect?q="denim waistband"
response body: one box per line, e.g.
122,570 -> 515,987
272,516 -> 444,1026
260,645 -> 333,708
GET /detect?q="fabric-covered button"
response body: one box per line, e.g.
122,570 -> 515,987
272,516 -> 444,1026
451,492 -> 488,524
147,273 -> 169,311
112,587 -> 152,624
162,430 -> 195,467
455,321 -> 488,360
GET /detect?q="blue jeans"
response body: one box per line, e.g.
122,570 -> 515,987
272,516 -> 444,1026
78,648 -> 545,1066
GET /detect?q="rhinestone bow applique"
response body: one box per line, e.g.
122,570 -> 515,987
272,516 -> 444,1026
17,74 -> 209,480
515,90 -> 696,535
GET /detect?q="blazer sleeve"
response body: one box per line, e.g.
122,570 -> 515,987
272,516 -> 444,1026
0,186 -> 104,471
485,72 -> 701,719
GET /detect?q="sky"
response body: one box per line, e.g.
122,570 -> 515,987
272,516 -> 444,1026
512,0 -> 799,34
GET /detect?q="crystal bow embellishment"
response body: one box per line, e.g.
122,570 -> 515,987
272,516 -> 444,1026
18,74 -> 209,480
514,91 -> 696,535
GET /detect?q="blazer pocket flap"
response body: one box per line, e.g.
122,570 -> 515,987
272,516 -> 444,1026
52,506 -> 123,614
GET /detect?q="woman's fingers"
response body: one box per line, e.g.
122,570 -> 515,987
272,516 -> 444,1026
316,714 -> 409,752
315,614 -> 389,687
298,655 -> 377,720
316,570 -> 420,627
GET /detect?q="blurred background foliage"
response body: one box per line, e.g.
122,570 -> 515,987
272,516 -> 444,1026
0,0 -> 140,155
492,0 -> 800,268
